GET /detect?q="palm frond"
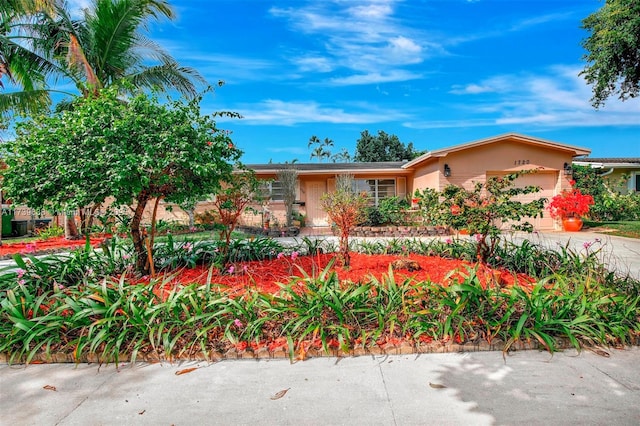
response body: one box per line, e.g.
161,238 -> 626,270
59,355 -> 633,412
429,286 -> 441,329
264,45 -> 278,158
0,89 -> 51,117
126,64 -> 207,99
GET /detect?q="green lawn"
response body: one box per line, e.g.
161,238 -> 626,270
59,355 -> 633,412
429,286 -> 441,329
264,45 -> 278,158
584,220 -> 640,239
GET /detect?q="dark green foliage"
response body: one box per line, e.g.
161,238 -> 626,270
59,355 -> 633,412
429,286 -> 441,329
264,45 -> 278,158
2,87 -> 242,273
573,165 -> 640,221
354,130 -> 423,162
362,197 -> 409,226
581,0 -> 640,107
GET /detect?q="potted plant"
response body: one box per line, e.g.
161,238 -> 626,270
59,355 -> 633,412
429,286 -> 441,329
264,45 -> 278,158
548,182 -> 594,231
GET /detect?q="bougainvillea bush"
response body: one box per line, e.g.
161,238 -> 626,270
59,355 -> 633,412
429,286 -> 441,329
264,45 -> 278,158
548,182 -> 595,220
0,235 -> 638,364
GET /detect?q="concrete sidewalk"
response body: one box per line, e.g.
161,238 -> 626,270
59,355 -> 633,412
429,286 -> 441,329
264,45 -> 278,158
1,348 -> 639,425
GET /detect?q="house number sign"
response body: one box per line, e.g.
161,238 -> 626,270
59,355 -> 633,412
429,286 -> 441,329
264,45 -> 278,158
514,159 -> 530,165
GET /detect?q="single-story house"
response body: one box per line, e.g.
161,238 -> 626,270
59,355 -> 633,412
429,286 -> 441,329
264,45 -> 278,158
244,133 -> 592,231
2,132 -> 606,235
573,158 -> 640,194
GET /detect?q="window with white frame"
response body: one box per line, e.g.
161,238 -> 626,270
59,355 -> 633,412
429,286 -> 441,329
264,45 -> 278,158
261,180 -> 284,201
353,178 -> 397,205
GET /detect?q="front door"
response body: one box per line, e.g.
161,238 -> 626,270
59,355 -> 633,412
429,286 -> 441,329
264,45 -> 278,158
306,181 -> 329,226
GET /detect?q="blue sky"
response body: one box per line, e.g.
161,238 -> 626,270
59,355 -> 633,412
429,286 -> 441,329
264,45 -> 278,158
72,0 -> 640,162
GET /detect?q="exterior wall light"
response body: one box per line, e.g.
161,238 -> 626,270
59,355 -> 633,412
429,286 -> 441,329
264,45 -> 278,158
564,162 -> 573,176
444,164 -> 451,177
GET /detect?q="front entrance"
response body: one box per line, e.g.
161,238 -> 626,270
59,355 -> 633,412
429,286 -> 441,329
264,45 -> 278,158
306,181 -> 329,226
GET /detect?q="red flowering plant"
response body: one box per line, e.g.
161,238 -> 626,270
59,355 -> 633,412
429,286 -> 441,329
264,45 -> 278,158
548,181 -> 594,220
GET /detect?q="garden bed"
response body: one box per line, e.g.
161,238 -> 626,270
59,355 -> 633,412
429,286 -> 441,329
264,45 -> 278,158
0,236 -> 108,260
2,236 -> 638,365
148,252 -> 535,297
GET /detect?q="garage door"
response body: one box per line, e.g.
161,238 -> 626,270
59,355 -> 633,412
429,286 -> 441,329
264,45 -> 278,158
486,171 -> 557,230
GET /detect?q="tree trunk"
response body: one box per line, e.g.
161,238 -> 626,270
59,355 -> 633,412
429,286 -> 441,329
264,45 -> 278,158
64,213 -> 81,240
131,192 -> 150,274
340,231 -> 350,267
188,209 -> 195,229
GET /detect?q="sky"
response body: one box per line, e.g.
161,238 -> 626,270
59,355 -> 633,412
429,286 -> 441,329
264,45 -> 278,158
52,0 -> 640,162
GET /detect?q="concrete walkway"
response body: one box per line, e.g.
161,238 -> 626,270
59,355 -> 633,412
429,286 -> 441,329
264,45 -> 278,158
1,348 -> 639,425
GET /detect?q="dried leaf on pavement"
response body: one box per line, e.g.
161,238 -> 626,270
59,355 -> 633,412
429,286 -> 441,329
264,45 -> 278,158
428,382 -> 447,389
270,388 -> 290,400
175,367 -> 198,376
43,385 -> 57,391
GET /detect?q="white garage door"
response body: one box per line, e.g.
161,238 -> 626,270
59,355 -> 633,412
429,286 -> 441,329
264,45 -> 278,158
486,171 -> 557,230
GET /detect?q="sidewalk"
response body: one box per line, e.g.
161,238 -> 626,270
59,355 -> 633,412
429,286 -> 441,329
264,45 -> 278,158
1,348 -> 639,425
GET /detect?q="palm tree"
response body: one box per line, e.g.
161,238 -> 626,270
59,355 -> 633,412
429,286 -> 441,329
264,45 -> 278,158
308,135 -> 334,162
0,0 -> 205,117
332,148 -> 352,163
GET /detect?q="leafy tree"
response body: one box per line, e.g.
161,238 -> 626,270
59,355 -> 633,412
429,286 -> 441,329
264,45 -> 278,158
211,170 -> 264,251
276,166 -> 298,227
308,135 -> 333,162
438,170 -> 546,263
2,88 -> 241,273
573,164 -> 640,221
0,0 -> 205,117
354,130 -> 423,162
320,174 -> 369,267
581,0 -> 640,107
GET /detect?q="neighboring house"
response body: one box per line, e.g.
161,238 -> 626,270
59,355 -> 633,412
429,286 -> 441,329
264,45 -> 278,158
246,133 -> 592,231
573,158 -> 640,194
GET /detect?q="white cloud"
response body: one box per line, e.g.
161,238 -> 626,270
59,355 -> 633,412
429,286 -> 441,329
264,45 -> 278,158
222,99 -> 411,126
450,84 -> 495,95
329,70 -> 422,86
407,65 -> 640,129
292,56 -> 335,73
270,1 -> 432,85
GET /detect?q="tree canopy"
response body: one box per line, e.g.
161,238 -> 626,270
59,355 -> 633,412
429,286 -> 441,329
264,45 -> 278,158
2,87 -> 242,272
581,0 -> 640,107
354,130 -> 423,162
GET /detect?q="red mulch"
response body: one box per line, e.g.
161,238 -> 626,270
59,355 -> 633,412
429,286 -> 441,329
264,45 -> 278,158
0,236 -> 107,257
150,252 -> 536,296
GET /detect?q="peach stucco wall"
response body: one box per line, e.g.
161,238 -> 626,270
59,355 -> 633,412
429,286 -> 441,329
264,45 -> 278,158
435,141 -> 573,193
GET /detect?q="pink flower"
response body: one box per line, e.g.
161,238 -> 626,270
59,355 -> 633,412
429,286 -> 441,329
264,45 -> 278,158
445,238 -> 452,244
474,234 -> 483,242
228,265 -> 235,274
291,251 -> 299,261
183,242 -> 193,253
277,252 -> 285,260
234,319 -> 243,328
18,279 -> 25,286
243,265 -> 248,273
16,268 -> 25,278
583,241 -> 593,250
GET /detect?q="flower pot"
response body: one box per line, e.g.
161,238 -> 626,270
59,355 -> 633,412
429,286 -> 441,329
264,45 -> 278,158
562,217 -> 583,232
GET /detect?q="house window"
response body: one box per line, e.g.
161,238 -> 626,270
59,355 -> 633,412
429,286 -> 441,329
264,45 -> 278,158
261,180 -> 284,201
353,179 -> 397,205
632,172 -> 640,193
